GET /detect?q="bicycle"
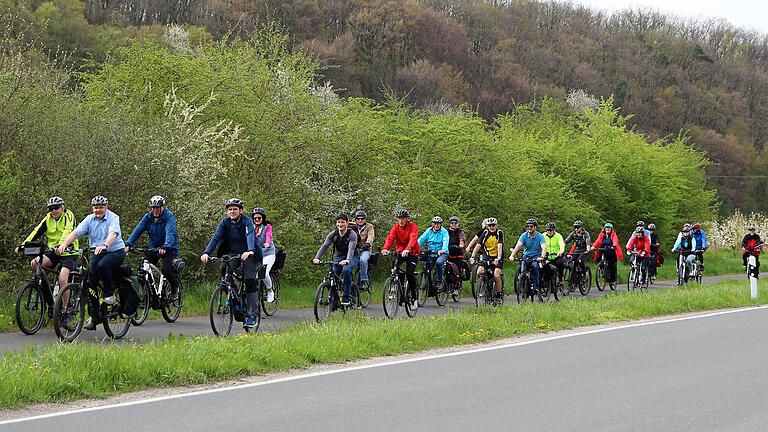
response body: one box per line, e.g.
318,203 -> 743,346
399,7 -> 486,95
52,248 -> 132,341
515,256 -> 543,303
15,242 -> 61,335
445,246 -> 468,303
674,250 -> 698,286
595,246 -> 617,291
258,265 -> 282,318
208,255 -> 260,335
626,252 -> 649,291
382,253 -> 419,319
689,249 -> 705,284
474,255 -> 504,306
129,247 -> 184,325
313,260 -> 360,322
352,251 -> 379,309
540,257 -> 561,302
417,251 -> 449,306
562,252 -> 591,296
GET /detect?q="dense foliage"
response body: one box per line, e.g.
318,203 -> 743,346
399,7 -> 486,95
0,17 -> 716,288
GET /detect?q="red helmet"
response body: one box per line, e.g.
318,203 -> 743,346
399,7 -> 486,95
692,223 -> 701,230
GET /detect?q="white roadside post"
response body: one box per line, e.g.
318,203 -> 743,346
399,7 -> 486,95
748,255 -> 758,299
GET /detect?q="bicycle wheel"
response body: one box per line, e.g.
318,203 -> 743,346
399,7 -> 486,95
15,281 -> 45,335
579,267 -> 592,296
562,266 -> 573,297
404,281 -> 418,318
416,271 -> 428,307
53,283 -> 85,342
595,264 -> 605,291
357,279 -> 372,308
470,264 -> 478,299
435,281 -> 449,306
313,281 -> 333,323
262,275 -> 280,317
131,278 -> 150,326
161,280 -> 183,323
209,284 -> 233,336
515,275 -> 529,304
541,275 -> 552,301
451,279 -> 462,303
626,268 -> 634,292
382,277 -> 399,318
102,288 -> 131,339
475,278 -> 487,307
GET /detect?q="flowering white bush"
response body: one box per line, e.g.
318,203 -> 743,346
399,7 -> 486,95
565,88 -> 600,113
708,210 -> 768,249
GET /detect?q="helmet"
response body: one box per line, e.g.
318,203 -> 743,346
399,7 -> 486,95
149,195 -> 166,207
355,210 -> 367,219
431,216 -> 443,224
47,196 -> 64,208
545,222 -> 556,231
573,220 -> 583,228
396,209 -> 410,218
692,223 -> 701,230
748,223 -> 756,230
648,223 -> 656,231
171,258 -> 186,273
252,207 -> 266,218
682,226 -> 691,232
225,198 -> 243,209
449,216 -> 460,223
526,218 -> 538,226
486,217 -> 498,225
604,222 -> 613,229
635,226 -> 644,233
91,195 -> 108,206
636,220 -> 645,227
336,212 -> 349,221
683,223 -> 691,229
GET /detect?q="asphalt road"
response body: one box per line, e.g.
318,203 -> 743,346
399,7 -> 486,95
0,274 -> 744,356
3,304 -> 767,431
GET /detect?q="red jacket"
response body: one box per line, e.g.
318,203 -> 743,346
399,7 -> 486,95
383,221 -> 421,256
592,230 -> 624,261
627,235 -> 651,257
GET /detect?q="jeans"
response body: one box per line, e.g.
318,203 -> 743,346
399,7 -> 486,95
89,249 -> 126,297
358,251 -> 372,281
520,259 -> 542,289
426,253 -> 449,283
333,254 -> 359,302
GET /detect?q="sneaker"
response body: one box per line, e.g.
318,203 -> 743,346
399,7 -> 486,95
243,314 -> 257,329
410,300 -> 418,310
103,295 -> 116,305
267,289 -> 275,303
84,318 -> 97,331
341,298 -> 351,306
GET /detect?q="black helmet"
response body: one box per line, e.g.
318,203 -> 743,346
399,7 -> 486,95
355,210 -> 367,219
47,196 -> 64,208
149,195 -> 166,207
225,198 -> 243,209
648,223 -> 656,231
431,216 -> 443,224
336,212 -> 349,221
526,218 -> 538,226
636,220 -> 645,227
252,207 -> 266,218
545,222 -> 556,231
91,195 -> 108,206
449,215 -> 460,223
396,209 -> 410,218
573,220 -> 583,228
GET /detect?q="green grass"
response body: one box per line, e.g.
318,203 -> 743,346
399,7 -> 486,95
0,248 -> 746,333
1,277 -> 766,409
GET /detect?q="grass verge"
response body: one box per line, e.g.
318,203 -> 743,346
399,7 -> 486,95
0,277 -> 765,409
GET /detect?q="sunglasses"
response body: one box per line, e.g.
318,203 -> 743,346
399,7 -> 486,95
150,206 -> 162,209
253,216 -> 263,219
356,217 -> 365,220
48,205 -> 62,211
526,225 -> 535,228
546,229 -> 554,232
488,224 -> 497,227
450,221 -> 458,224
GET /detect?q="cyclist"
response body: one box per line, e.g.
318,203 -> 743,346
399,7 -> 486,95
353,210 -> 375,286
381,209 -> 420,310
627,226 -> 652,287
418,216 -> 450,289
57,196 -> 126,331
690,223 -> 708,271
592,223 -> 623,288
625,220 -> 651,249
448,216 -> 467,250
742,224 -> 761,278
647,223 -> 661,281
470,218 -> 504,299
543,222 -> 566,285
124,195 -> 181,299
564,220 -> 591,277
313,213 -> 359,306
252,207 -> 276,303
509,219 -> 546,294
671,225 -> 697,276
17,196 -> 79,302
200,198 -> 262,329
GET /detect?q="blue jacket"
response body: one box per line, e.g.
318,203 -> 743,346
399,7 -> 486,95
204,215 -> 259,258
691,229 -> 707,249
418,227 -> 449,254
126,208 -> 179,251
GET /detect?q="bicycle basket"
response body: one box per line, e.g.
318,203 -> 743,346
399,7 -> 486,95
273,248 -> 287,271
22,242 -> 44,256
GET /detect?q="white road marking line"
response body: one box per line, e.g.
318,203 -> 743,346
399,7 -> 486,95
3,304 -> 767,426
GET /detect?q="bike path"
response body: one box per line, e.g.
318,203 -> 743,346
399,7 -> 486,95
0,273 -> 744,356
4,301 -> 767,431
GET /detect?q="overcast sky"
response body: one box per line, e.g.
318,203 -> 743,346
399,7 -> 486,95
571,0 -> 768,34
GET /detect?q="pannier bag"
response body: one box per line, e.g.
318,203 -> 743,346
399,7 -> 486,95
116,265 -> 141,316
273,248 -> 287,272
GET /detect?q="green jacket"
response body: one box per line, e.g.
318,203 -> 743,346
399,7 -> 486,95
23,209 -> 79,255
